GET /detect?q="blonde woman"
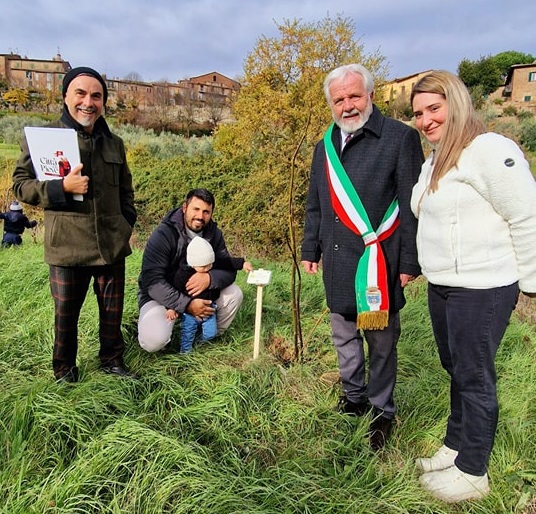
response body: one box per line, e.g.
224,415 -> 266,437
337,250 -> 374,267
410,70 -> 536,503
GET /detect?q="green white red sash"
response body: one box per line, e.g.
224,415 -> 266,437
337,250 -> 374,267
324,123 -> 399,330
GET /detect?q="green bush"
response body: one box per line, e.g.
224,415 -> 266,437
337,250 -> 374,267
520,119 -> 536,152
0,114 -> 47,144
517,109 -> 534,121
114,124 -> 214,160
486,117 -> 521,144
502,104 -> 518,117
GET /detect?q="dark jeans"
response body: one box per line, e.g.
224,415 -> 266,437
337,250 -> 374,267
330,311 -> 401,418
2,232 -> 22,246
49,262 -> 126,377
428,282 -> 519,476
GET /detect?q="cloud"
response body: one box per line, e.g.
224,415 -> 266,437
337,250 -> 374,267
1,0 -> 534,83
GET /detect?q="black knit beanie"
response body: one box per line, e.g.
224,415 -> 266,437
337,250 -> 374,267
62,66 -> 108,105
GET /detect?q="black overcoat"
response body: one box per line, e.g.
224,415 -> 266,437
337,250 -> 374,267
301,106 -> 424,314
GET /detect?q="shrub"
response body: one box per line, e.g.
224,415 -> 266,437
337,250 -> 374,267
520,119 -> 536,152
517,109 -> 533,121
486,117 -> 522,144
0,114 -> 47,144
502,104 -> 518,117
114,124 -> 214,160
469,84 -> 485,110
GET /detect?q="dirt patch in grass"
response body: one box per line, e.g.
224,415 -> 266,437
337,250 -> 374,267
266,335 -> 294,365
515,294 -> 536,327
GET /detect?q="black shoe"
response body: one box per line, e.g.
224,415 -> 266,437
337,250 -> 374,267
100,365 -> 139,379
56,366 -> 79,383
368,415 -> 393,451
337,395 -> 371,417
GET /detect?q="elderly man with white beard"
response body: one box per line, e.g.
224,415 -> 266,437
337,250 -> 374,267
301,64 -> 424,450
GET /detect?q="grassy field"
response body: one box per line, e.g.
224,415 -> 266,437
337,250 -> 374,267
0,239 -> 535,513
0,143 -> 20,159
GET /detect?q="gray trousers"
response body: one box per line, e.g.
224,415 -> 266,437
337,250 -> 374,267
330,311 -> 401,418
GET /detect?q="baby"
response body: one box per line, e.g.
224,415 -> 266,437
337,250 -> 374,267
166,236 -> 252,353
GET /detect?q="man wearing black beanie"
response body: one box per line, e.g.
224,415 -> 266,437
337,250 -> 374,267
62,66 -> 109,105
12,66 -> 138,383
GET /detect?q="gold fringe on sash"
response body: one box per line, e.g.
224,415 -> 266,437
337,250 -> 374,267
357,310 -> 389,330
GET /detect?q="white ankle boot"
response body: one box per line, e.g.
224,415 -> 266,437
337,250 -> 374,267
416,444 -> 458,473
419,465 -> 489,503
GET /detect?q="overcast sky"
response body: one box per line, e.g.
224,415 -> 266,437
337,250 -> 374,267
1,0 -> 534,83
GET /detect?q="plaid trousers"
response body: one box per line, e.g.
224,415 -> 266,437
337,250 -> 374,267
49,262 -> 126,377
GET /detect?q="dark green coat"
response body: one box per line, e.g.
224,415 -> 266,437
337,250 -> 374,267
12,108 -> 136,266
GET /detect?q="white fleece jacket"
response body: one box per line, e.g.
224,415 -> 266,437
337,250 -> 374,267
411,132 -> 536,292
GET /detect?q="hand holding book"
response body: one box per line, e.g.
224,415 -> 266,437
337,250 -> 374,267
62,164 -> 88,197
23,127 -> 83,202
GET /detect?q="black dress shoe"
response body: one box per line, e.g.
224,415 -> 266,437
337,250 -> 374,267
337,395 -> 371,417
100,365 -> 139,379
368,415 -> 393,450
56,366 -> 79,383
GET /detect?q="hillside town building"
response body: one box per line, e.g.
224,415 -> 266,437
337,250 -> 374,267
380,70 -> 432,107
0,52 -> 241,110
0,52 -> 70,92
502,62 -> 536,111
381,63 -> 536,114
2,52 -> 535,114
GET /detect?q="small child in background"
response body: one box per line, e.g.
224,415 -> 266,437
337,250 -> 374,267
166,236 -> 253,353
0,200 -> 37,247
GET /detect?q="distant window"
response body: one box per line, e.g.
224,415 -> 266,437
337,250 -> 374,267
213,75 -> 216,81
524,96 -> 531,102
529,72 -> 536,82
26,71 -> 32,79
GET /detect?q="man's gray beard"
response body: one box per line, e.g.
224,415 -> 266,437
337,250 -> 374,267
336,101 -> 373,133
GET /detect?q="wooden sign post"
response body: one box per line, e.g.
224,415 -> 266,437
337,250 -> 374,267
246,269 -> 272,359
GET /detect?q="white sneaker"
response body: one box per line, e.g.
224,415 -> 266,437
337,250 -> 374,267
416,444 -> 458,473
419,465 -> 489,503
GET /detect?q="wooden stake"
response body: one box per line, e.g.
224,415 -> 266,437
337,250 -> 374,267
252,285 -> 264,359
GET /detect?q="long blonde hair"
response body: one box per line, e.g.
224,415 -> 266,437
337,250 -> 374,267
410,70 -> 485,191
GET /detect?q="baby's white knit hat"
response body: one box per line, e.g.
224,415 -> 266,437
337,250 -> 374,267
187,237 -> 215,267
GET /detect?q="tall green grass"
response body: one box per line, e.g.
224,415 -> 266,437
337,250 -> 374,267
0,239 -> 535,513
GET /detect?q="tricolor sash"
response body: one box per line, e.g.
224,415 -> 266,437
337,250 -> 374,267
324,123 -> 399,330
